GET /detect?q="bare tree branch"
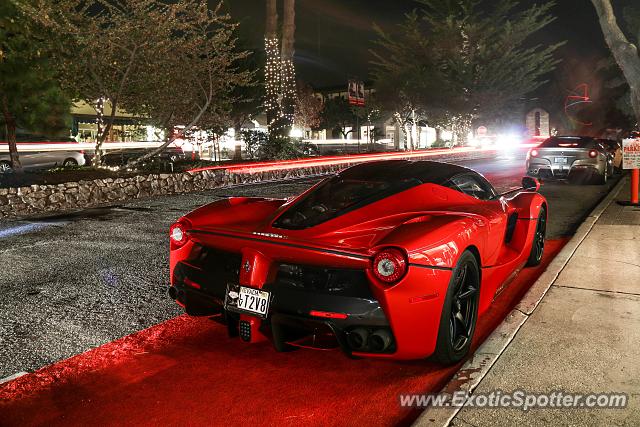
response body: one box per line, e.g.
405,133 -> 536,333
591,0 -> 640,121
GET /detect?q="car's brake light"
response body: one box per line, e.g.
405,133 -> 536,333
372,248 -> 407,284
588,149 -> 598,158
169,219 -> 191,249
530,149 -> 539,157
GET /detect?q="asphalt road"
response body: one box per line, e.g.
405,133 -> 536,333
0,154 -> 622,378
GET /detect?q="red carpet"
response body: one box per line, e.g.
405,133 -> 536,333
0,240 -> 567,427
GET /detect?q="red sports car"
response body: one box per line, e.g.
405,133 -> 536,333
168,160 -> 547,363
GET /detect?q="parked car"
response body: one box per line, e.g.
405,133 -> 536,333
597,138 -> 623,172
101,146 -> 188,166
168,160 -> 547,364
0,150 -> 86,173
526,136 -> 613,184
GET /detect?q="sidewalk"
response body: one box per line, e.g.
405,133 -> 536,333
423,176 -> 640,426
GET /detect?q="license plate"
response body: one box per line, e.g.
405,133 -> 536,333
554,157 -> 568,164
225,284 -> 270,317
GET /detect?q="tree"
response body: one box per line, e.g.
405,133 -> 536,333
371,0 -> 561,145
125,1 -> 253,167
19,0 -> 172,165
591,0 -> 640,126
0,1 -> 70,172
321,97 -> 357,139
263,0 -> 297,137
22,0 -> 252,168
294,82 -> 323,133
353,98 -> 382,150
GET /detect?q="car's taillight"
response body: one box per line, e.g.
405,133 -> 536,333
588,149 -> 598,158
530,149 -> 539,157
169,219 -> 191,249
372,248 -> 407,284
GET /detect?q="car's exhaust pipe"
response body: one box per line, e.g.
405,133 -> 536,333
346,327 -> 369,351
369,329 -> 393,352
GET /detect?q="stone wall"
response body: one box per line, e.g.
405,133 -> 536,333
0,150 -> 497,219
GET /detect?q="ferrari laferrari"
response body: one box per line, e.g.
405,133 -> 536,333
168,160 -> 547,363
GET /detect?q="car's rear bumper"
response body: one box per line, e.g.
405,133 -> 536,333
169,265 -> 394,355
169,258 -> 452,360
526,159 -> 604,179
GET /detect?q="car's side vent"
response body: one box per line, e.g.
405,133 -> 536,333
504,212 -> 519,243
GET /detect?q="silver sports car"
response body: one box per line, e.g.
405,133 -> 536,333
526,136 -> 613,184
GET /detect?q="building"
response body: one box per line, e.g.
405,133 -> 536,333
70,101 -> 163,143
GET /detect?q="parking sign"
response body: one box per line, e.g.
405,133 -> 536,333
622,138 -> 640,169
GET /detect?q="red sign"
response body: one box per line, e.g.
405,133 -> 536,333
348,80 -> 365,107
623,138 -> 640,169
477,126 -> 487,136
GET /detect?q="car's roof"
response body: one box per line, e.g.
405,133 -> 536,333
339,160 -> 474,185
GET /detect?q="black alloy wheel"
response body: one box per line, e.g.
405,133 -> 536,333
526,207 -> 546,267
63,158 -> 78,167
433,251 -> 480,364
449,264 -> 477,352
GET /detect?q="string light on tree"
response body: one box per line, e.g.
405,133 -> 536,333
263,0 -> 298,138
280,58 -> 296,126
264,36 -> 282,132
94,97 -> 106,165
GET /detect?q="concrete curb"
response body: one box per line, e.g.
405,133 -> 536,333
0,372 -> 27,385
413,175 -> 629,427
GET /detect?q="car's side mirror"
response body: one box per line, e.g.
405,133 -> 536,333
522,176 -> 540,192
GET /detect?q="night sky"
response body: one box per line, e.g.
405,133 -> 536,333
221,0 -> 627,87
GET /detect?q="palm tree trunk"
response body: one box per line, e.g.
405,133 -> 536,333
281,0 -> 296,132
265,0 -> 281,134
266,0 -> 278,38
281,0 -> 295,59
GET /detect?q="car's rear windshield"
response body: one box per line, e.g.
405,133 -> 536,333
272,176 -> 420,229
541,137 -> 592,148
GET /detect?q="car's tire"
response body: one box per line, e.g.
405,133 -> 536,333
0,161 -> 12,174
432,250 -> 480,365
525,206 -> 547,267
63,158 -> 78,167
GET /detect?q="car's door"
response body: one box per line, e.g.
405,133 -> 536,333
19,151 -> 49,169
37,151 -> 65,168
